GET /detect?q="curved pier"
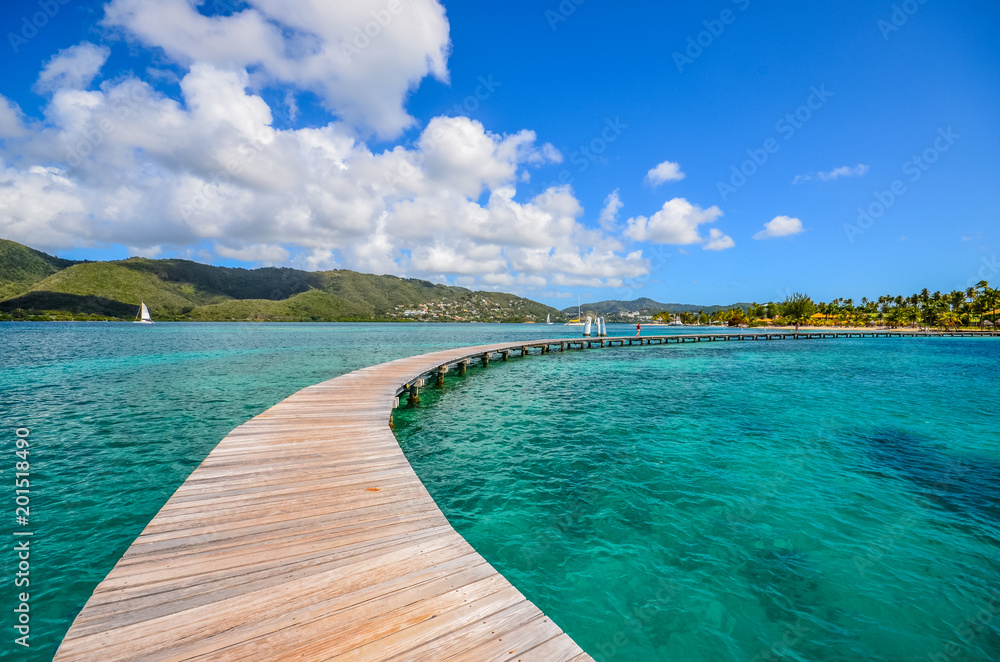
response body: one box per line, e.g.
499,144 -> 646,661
55,331 -> 997,660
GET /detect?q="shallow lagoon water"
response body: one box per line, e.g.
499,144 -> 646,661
1,323 -> 997,660
0,321 -> 586,660
393,336 -> 1000,661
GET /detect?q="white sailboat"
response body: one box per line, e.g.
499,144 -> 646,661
546,313 -> 552,325
133,301 -> 154,324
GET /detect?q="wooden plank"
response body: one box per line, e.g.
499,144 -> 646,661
54,339 -> 597,662
57,331 -> 994,660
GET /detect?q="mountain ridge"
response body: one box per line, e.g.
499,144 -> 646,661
562,297 -> 754,317
0,239 -> 564,323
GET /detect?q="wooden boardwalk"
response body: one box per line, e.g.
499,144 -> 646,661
55,330 -> 998,661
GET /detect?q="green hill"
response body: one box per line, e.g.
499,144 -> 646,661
0,238 -> 79,300
184,290 -> 373,322
26,262 -> 218,314
0,239 -> 565,323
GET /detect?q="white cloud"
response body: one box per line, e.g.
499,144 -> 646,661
624,198 -> 723,245
418,117 -> 558,199
34,43 -> 111,93
702,228 -> 735,251
644,160 -> 685,186
0,1 -> 664,294
598,189 -> 622,230
0,59 -> 646,292
214,243 -> 291,264
794,163 -> 869,184
0,98 -> 28,138
101,0 -> 451,138
753,215 -> 804,239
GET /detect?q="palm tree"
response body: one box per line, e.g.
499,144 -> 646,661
878,296 -> 891,326
976,283 -> 998,327
938,310 -> 960,330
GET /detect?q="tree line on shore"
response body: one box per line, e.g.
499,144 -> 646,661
653,281 -> 999,329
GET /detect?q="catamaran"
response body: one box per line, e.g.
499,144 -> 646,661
133,302 -> 154,324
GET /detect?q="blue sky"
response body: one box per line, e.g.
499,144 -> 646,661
0,0 -> 997,306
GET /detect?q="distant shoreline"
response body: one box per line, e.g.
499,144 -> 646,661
2,320 -> 994,334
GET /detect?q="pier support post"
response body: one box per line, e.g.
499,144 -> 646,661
541,345 -> 549,354
436,366 -> 448,386
501,350 -> 510,361
521,347 -> 529,357
481,353 -> 490,367
459,360 -> 468,375
407,385 -> 420,406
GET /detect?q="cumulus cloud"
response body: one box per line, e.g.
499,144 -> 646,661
101,0 -> 451,138
0,0 -> 659,293
794,163 -> 869,184
702,228 -> 735,251
644,160 -> 685,186
598,189 -> 622,230
624,198 -> 723,245
34,43 -> 111,93
753,215 -> 804,239
0,98 -> 28,138
418,117 -> 558,198
214,243 -> 291,264
0,62 -> 645,291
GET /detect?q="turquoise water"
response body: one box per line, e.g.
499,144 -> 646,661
393,337 -> 1000,661
2,324 -> 997,661
0,321 -> 600,661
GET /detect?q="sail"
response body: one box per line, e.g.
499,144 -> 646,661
139,302 -> 151,321
546,314 -> 551,324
